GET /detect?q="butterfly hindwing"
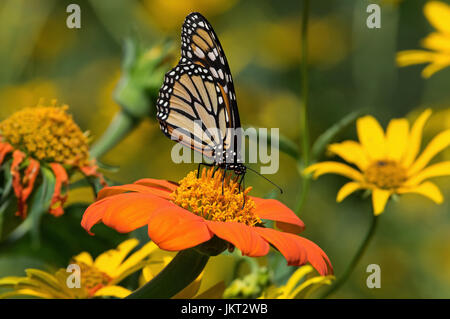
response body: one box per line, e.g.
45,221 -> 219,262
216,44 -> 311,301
157,61 -> 234,162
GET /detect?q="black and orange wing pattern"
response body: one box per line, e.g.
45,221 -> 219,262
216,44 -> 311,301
156,12 -> 242,165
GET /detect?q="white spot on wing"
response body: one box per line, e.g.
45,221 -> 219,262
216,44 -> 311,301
194,46 -> 205,58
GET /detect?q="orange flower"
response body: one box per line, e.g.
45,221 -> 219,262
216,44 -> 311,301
82,168 -> 333,276
0,103 -> 105,219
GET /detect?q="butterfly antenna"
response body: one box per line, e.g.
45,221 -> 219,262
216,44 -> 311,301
246,166 -> 283,194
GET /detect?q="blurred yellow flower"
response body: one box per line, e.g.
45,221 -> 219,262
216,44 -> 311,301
0,79 -> 60,119
305,109 -> 450,215
0,102 -> 105,219
397,1 -> 450,78
221,16 -> 349,72
0,239 -> 157,299
260,265 -> 334,299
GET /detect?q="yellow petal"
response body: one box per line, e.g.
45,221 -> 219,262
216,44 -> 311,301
408,129 -> 450,176
0,288 -> 53,299
0,276 -> 25,287
357,115 -> 386,160
282,265 -> 314,298
328,141 -> 370,170
422,60 -> 450,78
402,109 -> 432,167
290,275 -> 335,299
396,50 -> 436,67
336,182 -> 364,202
94,239 -> 139,277
405,161 -> 450,186
424,1 -> 450,34
397,181 -> 443,204
73,252 -> 94,266
112,241 -> 159,279
386,118 -> 409,161
25,269 -> 62,292
421,32 -> 450,53
94,285 -> 132,298
372,189 -> 391,215
304,162 -> 364,182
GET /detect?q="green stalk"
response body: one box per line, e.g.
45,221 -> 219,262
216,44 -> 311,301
126,248 -> 210,299
320,214 -> 379,298
295,0 -> 311,216
89,111 -> 139,159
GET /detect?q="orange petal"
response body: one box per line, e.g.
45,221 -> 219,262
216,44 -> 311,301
49,163 -> 69,217
21,159 -> 40,205
134,178 -> 178,192
11,150 -> 27,218
251,197 -> 305,234
81,197 -> 113,235
0,142 -> 13,165
147,205 -> 213,251
80,162 -> 107,187
254,227 -> 333,276
205,221 -> 270,257
97,184 -> 172,200
81,192 -> 174,235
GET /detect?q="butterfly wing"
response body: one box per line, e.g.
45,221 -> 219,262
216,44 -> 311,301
156,61 -> 234,163
180,12 -> 240,129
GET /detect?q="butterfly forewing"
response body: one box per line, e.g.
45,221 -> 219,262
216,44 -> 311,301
181,12 -> 240,129
156,12 -> 243,167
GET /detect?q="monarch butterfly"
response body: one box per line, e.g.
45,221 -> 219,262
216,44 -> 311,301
156,12 -> 245,174
156,12 -> 281,192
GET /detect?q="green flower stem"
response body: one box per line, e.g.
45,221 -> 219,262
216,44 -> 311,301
295,0 -> 311,216
126,248 -> 210,299
90,111 -> 139,159
320,214 -> 379,298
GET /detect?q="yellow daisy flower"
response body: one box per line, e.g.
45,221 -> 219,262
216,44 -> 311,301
259,265 -> 334,299
305,109 -> 450,215
0,239 -> 158,299
396,1 -> 450,78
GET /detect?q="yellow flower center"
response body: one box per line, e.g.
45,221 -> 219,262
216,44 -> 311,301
170,167 -> 261,227
364,160 -> 407,189
77,262 -> 111,296
0,102 -> 90,166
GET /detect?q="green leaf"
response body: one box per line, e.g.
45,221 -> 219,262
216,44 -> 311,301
311,110 -> 364,160
6,166 -> 56,246
126,248 -> 209,299
0,198 -> 20,241
29,166 -> 57,245
1,160 -> 13,202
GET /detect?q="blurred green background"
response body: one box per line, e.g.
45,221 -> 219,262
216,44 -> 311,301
1,0 -> 450,298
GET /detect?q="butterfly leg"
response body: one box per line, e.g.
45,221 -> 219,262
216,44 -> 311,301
212,165 -> 220,177
240,174 -> 246,208
221,167 -> 228,195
